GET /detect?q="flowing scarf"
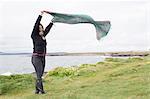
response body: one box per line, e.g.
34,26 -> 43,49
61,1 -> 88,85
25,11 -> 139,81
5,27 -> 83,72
47,12 -> 111,40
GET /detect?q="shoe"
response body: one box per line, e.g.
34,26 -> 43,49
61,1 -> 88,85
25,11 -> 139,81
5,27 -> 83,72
39,91 -> 46,94
37,87 -> 46,94
35,90 -> 39,94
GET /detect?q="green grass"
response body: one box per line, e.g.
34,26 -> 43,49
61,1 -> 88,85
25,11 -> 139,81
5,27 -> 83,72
0,56 -> 150,99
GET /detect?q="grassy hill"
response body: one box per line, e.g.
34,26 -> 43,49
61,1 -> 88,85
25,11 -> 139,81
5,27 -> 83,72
0,56 -> 150,99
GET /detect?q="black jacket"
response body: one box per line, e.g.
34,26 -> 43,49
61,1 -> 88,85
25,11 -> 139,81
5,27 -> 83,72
31,15 -> 53,54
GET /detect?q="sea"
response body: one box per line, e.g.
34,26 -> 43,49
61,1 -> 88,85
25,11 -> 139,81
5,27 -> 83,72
0,55 -> 105,75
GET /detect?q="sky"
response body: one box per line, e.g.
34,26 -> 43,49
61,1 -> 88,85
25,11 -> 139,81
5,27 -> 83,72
0,0 -> 150,53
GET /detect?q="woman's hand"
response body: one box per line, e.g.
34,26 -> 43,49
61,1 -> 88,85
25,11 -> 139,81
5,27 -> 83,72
43,10 -> 51,14
40,11 -> 44,16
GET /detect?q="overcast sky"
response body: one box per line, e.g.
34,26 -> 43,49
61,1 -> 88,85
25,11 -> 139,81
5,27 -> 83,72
0,0 -> 149,53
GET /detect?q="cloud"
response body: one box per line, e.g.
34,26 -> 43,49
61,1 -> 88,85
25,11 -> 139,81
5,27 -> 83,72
0,0 -> 149,52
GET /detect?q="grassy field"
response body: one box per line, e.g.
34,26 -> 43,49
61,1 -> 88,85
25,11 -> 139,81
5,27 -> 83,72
0,56 -> 150,99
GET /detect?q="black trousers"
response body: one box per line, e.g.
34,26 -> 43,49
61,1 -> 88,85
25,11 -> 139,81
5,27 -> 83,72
31,55 -> 45,92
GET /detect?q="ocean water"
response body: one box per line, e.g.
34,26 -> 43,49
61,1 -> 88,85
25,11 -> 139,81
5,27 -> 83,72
0,55 -> 105,74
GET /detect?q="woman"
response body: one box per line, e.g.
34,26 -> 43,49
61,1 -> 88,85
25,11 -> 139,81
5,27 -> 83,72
31,11 -> 53,94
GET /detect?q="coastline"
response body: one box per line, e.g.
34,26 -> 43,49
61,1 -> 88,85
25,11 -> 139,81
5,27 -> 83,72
0,51 -> 149,57
0,51 -> 149,76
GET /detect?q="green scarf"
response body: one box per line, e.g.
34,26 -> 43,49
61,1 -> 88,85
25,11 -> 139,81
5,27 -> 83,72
48,12 -> 111,40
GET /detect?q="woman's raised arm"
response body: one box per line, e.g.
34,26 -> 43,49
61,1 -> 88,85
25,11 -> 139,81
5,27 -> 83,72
31,11 -> 44,38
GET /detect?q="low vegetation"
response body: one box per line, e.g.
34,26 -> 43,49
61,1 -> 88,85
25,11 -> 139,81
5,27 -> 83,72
0,56 -> 150,99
